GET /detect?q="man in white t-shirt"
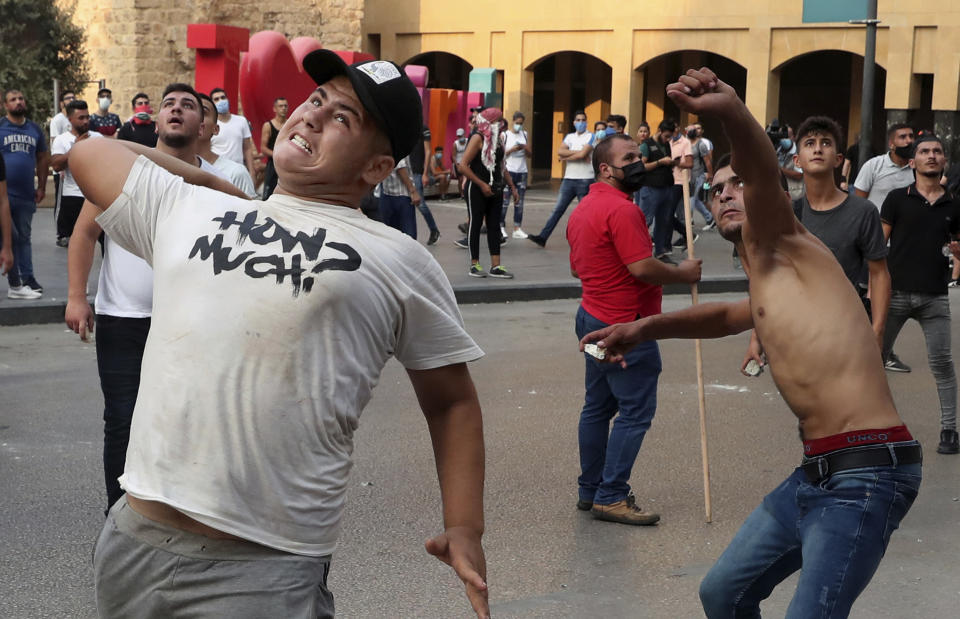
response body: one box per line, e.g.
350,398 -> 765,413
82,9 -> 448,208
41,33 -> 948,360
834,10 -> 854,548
196,92 -> 256,198
69,53 -> 489,618
50,90 -> 74,139
855,123 -> 916,210
528,110 -> 594,247
210,87 -> 256,180
501,111 -> 531,239
51,100 -> 103,246
65,82 -> 234,516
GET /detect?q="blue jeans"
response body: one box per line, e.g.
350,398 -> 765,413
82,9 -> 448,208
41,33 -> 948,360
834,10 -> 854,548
7,196 -> 36,283
501,171 -> 527,227
538,178 -> 590,241
690,173 -> 715,225
639,185 -> 674,255
411,174 -> 439,233
700,454 -> 921,618
882,291 -> 957,430
575,306 -> 661,505
96,314 -> 151,513
379,194 -> 417,239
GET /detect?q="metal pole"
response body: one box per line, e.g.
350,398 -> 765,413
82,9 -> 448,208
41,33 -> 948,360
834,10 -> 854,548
854,0 -> 880,172
53,78 -> 60,119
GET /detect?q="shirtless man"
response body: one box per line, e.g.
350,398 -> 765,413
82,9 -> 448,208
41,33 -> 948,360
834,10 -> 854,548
580,67 -> 922,618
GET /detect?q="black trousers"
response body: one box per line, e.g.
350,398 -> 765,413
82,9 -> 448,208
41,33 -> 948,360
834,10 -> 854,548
466,180 -> 503,261
57,195 -> 85,239
95,314 -> 151,513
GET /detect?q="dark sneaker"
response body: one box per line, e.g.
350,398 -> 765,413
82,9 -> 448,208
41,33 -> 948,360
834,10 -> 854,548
576,499 -> 593,511
454,237 -> 468,249
24,276 -> 43,294
656,253 -> 676,265
884,354 -> 911,373
56,237 -> 69,248
528,234 -> 546,248
427,229 -> 441,246
469,264 -> 486,278
489,265 -> 514,279
937,429 -> 959,454
591,495 -> 660,526
701,221 -> 717,231
457,222 -> 468,234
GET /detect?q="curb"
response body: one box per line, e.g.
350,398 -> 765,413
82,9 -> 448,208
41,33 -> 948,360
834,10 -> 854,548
2,278 -> 748,327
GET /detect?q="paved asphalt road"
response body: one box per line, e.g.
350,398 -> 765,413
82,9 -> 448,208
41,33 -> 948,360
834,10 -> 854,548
2,295 -> 959,617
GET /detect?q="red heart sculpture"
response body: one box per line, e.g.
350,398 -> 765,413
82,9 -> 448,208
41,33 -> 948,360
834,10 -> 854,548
238,32 -> 324,151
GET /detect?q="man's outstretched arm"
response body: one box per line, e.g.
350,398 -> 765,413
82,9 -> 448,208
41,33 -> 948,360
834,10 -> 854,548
407,363 -> 488,619
666,68 -> 797,242
70,138 -> 247,209
580,299 -> 753,367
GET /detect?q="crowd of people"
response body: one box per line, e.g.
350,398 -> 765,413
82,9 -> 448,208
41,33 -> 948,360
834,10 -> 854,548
2,51 -> 960,618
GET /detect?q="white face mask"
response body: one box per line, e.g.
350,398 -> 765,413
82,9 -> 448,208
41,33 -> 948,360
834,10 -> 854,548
98,97 -> 111,110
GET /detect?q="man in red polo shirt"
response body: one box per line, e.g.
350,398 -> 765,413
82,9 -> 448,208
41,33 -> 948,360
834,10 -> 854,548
567,133 -> 701,525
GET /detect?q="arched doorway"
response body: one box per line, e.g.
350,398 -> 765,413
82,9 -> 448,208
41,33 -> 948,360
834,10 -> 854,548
403,51 -> 472,91
775,51 -> 888,155
527,52 -> 611,180
636,51 -> 747,158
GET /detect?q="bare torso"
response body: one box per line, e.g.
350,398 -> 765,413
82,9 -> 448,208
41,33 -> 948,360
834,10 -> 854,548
742,228 -> 902,439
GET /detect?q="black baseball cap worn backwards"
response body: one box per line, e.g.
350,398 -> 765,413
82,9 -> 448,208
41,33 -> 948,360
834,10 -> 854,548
302,49 -> 423,163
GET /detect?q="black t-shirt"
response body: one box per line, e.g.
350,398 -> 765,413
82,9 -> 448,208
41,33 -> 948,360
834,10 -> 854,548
117,120 -> 158,147
881,185 -> 960,294
408,127 -> 430,174
641,137 -> 674,188
794,195 -> 887,290
467,131 -> 504,191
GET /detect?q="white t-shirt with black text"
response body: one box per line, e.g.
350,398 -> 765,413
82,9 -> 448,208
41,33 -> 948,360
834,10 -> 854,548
96,156 -> 483,557
95,157 -> 226,318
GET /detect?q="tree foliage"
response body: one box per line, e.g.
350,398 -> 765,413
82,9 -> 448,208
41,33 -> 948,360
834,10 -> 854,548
0,0 -> 89,127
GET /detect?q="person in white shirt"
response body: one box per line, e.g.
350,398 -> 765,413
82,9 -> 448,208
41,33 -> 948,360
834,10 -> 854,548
501,111 -> 532,239
528,110 -> 594,247
49,90 -> 74,139
68,54 -> 489,618
50,100 -> 103,246
855,123 -> 916,210
50,91 -> 75,215
65,82 -> 235,517
209,87 -> 256,180
196,93 -> 257,198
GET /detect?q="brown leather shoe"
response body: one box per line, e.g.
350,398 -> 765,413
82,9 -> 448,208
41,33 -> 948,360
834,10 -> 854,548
591,497 -> 660,526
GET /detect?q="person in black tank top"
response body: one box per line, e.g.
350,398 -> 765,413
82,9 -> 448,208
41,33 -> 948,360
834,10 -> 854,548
456,109 -> 519,279
260,97 -> 288,200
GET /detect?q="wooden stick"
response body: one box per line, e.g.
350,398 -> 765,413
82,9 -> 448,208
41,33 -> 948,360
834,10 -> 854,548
681,168 -> 712,523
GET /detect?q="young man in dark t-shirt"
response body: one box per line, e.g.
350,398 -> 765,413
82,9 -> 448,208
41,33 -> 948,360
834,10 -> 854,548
881,134 -> 960,454
744,116 -> 891,384
89,88 -> 122,138
117,92 -> 158,147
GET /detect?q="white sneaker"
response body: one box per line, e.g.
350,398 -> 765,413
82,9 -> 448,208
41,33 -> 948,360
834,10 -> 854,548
500,225 -> 507,239
512,228 -> 529,239
8,285 -> 42,300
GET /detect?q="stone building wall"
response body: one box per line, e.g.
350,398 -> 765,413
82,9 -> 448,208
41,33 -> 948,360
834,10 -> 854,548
60,0 -> 364,118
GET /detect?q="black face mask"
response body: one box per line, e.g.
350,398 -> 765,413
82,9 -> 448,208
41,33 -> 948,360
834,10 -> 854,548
610,160 -> 646,192
894,144 -> 914,159
687,129 -> 698,139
